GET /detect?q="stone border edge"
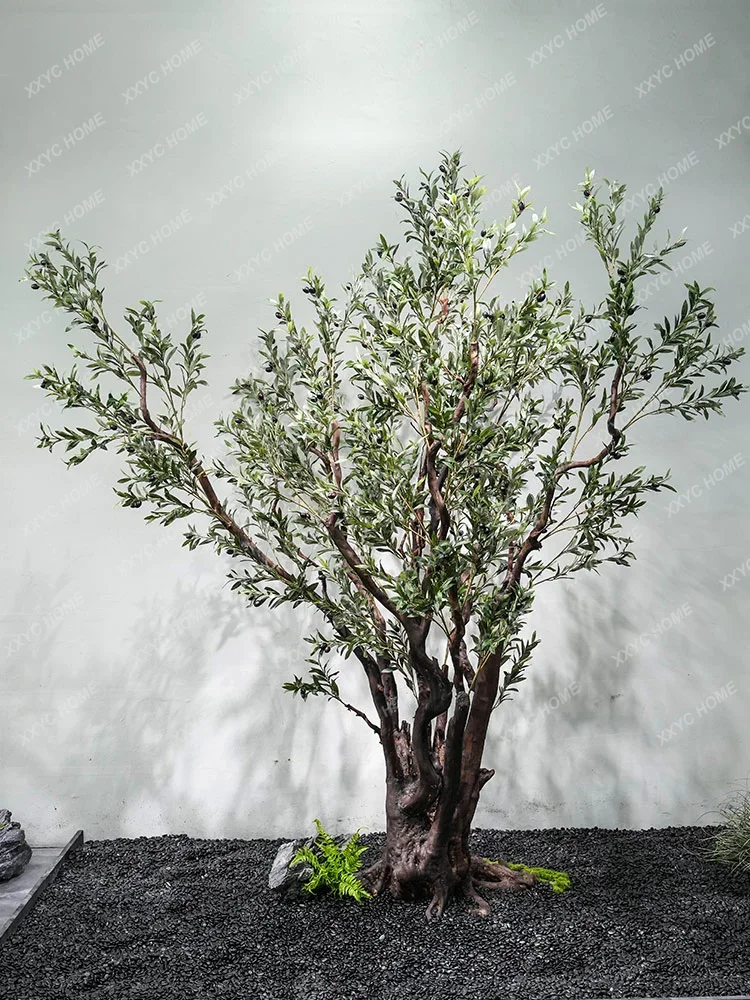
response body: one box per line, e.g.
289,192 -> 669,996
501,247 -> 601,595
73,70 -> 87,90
0,829 -> 84,947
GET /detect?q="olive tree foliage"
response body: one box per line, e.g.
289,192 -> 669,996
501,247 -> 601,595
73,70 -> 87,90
23,151 -> 745,739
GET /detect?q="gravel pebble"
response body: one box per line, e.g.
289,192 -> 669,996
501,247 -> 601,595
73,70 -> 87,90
0,825 -> 748,999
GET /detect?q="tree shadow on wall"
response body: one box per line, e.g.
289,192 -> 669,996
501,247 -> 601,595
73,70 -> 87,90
476,566 -> 643,832
16,519 -> 744,843
25,568 -> 381,842
482,534 -> 746,834
1,558 -> 84,832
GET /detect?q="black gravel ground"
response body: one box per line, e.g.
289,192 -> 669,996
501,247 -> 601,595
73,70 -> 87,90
0,825 -> 749,1000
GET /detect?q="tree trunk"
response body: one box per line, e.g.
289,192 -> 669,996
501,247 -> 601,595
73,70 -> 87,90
353,641 -> 534,920
358,715 -> 535,921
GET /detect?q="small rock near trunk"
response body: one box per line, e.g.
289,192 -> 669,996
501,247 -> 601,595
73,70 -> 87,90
268,834 -> 350,900
0,809 -> 33,881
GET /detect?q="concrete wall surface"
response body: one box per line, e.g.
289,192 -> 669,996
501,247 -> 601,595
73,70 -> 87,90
2,0 -> 749,843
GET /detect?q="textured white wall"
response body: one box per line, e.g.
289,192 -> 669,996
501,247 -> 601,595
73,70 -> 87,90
2,0 -> 750,845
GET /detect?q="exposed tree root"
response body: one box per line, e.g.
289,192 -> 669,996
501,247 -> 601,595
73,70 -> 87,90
458,876 -> 491,917
425,879 -> 449,922
358,859 -> 388,896
470,856 -> 536,889
359,853 -> 534,918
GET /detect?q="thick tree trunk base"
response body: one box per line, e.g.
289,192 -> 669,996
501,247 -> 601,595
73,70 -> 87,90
359,851 -> 535,920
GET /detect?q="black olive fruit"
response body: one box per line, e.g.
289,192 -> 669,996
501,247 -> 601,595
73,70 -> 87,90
653,206 -> 660,213
583,188 -> 591,198
536,291 -> 546,303
395,192 -> 404,202
131,500 -> 142,508
517,201 -> 525,212
275,311 -> 283,319
30,282 -> 40,289
585,315 -> 593,323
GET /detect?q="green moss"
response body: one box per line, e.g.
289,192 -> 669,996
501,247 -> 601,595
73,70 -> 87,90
482,858 -> 572,894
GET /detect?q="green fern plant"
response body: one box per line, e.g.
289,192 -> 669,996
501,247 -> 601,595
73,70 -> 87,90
290,818 -> 372,902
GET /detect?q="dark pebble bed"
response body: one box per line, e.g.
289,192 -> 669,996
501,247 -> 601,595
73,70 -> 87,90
1,825 -> 749,1000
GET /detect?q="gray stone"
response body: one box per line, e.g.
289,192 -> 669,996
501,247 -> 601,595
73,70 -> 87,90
268,834 -> 350,900
0,810 -> 33,882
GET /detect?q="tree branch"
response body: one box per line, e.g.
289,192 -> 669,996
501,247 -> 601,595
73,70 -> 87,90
325,511 -> 405,622
451,339 -> 479,423
399,674 -> 446,814
130,348 -> 297,585
337,698 -> 381,735
425,440 -> 450,539
426,690 -> 470,856
330,419 -> 343,489
506,362 -> 624,590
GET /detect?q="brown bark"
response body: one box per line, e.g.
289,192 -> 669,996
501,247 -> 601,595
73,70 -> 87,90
358,679 -> 535,921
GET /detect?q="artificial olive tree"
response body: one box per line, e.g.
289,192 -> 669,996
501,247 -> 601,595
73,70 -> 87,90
23,151 -> 744,920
